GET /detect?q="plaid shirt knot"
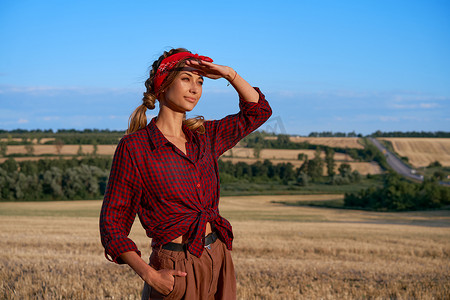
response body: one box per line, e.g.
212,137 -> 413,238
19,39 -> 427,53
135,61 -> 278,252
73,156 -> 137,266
187,207 -> 219,254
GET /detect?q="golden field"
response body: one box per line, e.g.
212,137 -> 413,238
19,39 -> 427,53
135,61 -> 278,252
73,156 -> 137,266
289,137 -> 364,149
6,145 -> 117,156
224,148 -> 354,161
1,196 -> 449,299
6,146 -> 354,161
0,138 -> 55,144
0,145 -> 118,163
263,136 -> 364,149
379,138 -> 450,168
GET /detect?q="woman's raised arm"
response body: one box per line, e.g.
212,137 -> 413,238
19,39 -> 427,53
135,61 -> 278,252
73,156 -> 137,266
185,60 -> 259,103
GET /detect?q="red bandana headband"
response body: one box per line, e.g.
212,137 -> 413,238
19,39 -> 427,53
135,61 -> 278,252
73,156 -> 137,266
153,52 -> 213,95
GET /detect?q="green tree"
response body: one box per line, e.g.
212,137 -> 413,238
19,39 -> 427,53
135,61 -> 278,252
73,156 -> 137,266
41,167 -> 63,198
276,135 -> 290,148
433,170 -> 446,181
0,142 -> 7,157
307,148 -> 323,181
253,144 -> 262,159
77,144 -> 84,156
338,163 -> 352,178
55,139 -> 64,156
344,173 -> 450,211
25,143 -> 34,156
296,171 -> 309,186
351,170 -> 362,183
428,161 -> 442,168
0,168 -> 13,200
325,148 -> 335,177
1,158 -> 18,173
92,141 -> 98,156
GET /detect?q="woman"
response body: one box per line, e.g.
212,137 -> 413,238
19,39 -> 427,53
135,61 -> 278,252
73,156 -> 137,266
100,48 -> 272,299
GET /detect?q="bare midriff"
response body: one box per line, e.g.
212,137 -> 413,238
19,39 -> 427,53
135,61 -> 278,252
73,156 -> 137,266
170,222 -> 213,244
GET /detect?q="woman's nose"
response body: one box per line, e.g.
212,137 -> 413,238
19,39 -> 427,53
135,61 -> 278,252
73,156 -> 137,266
190,82 -> 200,94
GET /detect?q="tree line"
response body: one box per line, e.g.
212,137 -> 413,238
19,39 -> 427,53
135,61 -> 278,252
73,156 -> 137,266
219,148 -> 361,186
1,151 -> 360,201
0,157 -> 112,201
0,129 -> 124,145
370,130 -> 450,138
308,131 -> 362,137
344,173 -> 450,211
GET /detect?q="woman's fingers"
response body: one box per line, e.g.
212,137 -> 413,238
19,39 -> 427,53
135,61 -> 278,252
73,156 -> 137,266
185,60 -> 225,79
152,269 -> 187,295
171,269 -> 187,277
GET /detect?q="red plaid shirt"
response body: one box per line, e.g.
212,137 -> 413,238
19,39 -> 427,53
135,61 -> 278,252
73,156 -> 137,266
100,87 -> 272,263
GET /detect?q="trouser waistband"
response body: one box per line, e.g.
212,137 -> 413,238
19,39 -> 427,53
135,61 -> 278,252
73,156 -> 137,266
161,232 -> 218,252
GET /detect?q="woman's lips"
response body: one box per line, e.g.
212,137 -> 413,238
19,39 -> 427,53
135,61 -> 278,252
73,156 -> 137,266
184,97 -> 196,103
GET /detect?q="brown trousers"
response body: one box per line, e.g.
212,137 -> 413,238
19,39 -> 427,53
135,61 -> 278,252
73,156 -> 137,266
141,239 -> 236,300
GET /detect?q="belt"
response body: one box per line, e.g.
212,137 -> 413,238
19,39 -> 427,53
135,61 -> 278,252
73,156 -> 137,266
161,232 -> 218,252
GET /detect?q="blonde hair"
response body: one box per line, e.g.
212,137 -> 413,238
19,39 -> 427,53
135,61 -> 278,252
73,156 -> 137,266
126,48 -> 205,135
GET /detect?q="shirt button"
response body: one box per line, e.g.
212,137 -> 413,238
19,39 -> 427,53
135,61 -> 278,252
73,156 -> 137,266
196,183 -> 201,188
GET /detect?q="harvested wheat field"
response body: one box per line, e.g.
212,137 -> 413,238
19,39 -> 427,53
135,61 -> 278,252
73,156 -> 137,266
289,137 -> 364,149
1,196 -> 448,299
0,138 -> 56,144
6,145 -> 117,156
223,148 -> 353,161
380,138 -> 450,168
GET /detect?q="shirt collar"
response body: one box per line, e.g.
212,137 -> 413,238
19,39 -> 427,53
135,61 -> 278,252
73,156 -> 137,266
146,117 -> 195,149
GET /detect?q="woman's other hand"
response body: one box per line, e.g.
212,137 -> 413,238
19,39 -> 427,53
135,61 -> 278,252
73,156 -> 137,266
118,251 -> 187,296
148,268 -> 187,295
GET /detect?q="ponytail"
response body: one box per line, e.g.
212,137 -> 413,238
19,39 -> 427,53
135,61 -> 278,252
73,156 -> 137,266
126,104 -> 148,135
183,116 -> 205,134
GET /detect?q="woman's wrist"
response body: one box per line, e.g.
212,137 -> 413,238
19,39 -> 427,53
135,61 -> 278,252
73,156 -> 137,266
142,264 -> 159,284
225,67 -> 237,82
226,68 -> 237,86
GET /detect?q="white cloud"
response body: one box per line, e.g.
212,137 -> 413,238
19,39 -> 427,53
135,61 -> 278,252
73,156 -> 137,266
18,118 -> 29,124
43,116 -> 61,121
277,90 -> 296,98
108,115 -> 129,120
379,116 -> 399,122
0,85 -> 139,96
393,94 -> 449,102
392,103 -> 417,109
419,103 -> 439,109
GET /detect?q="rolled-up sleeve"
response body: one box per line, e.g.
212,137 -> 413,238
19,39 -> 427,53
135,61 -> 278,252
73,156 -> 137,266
205,87 -> 272,159
99,139 -> 143,264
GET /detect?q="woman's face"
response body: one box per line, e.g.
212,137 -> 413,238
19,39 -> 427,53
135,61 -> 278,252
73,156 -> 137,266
160,67 -> 204,113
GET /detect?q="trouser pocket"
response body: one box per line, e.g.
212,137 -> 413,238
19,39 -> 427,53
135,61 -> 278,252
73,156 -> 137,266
141,248 -> 187,300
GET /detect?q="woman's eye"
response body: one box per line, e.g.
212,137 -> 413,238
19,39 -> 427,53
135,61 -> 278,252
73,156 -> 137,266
198,81 -> 204,86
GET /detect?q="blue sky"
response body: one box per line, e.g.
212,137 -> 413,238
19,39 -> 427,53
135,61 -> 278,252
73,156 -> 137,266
1,0 -> 449,135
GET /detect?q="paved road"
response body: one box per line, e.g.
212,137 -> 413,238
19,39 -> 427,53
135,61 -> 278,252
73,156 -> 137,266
368,138 -> 424,182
